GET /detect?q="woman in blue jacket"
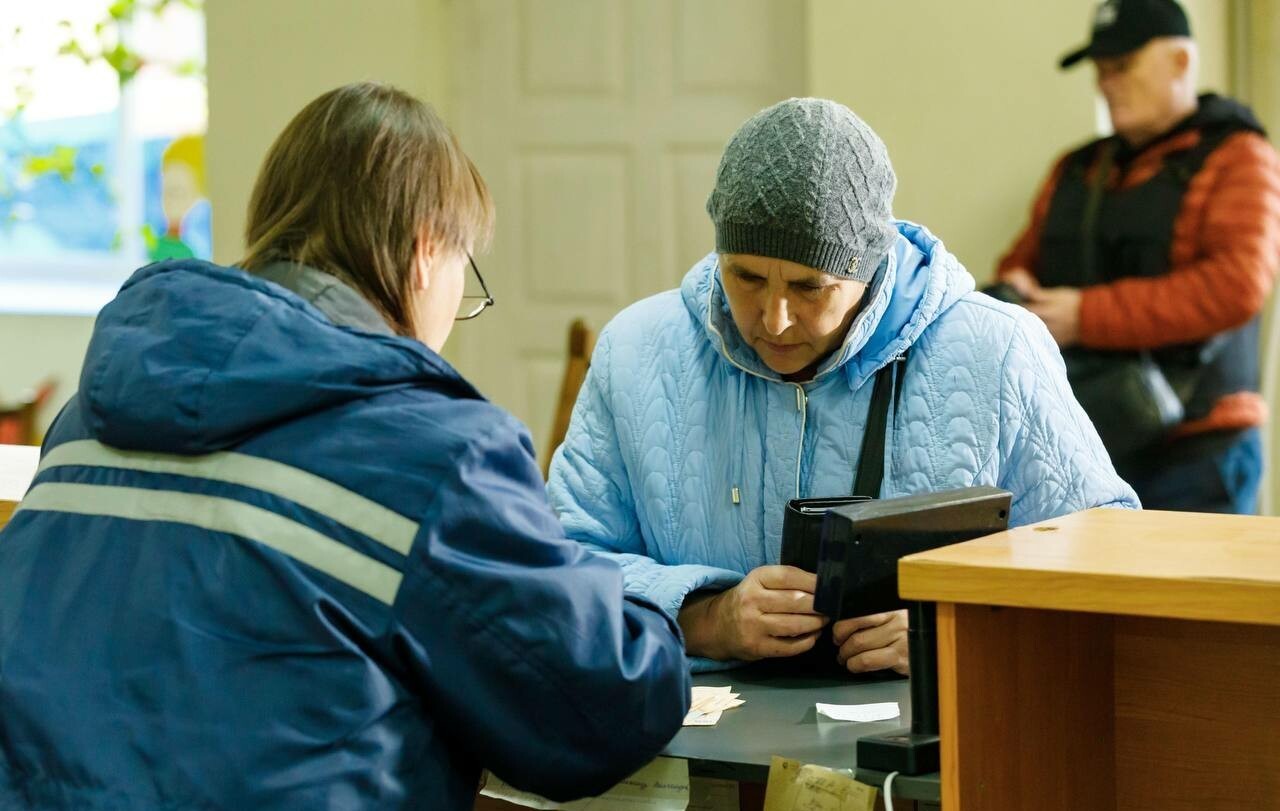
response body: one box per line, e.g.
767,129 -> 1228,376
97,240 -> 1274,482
547,98 -> 1139,677
0,83 -> 690,810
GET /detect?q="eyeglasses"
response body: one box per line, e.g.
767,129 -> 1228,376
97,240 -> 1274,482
455,253 -> 494,321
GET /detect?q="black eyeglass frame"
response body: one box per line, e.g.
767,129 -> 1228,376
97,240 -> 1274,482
455,254 -> 494,321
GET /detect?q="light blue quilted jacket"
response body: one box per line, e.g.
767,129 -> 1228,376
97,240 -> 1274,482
547,222 -> 1138,663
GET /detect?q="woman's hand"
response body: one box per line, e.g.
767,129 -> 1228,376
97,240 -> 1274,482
678,565 -> 828,661
832,610 -> 910,675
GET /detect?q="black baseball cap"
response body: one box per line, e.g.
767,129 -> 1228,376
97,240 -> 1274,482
1060,0 -> 1192,69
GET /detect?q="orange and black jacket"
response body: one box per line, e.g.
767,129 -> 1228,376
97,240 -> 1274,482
998,94 -> 1280,438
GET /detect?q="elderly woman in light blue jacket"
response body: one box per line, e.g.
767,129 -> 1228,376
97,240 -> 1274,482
547,98 -> 1138,676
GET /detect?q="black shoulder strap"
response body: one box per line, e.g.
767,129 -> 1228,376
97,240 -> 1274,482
1080,140 -> 1117,286
852,350 -> 909,498
1063,136 -> 1116,176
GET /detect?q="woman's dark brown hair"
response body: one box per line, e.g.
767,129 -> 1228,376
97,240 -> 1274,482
240,82 -> 494,337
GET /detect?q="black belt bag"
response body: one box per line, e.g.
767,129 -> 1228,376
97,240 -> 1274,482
1062,348 -> 1187,460
1049,142 -> 1207,462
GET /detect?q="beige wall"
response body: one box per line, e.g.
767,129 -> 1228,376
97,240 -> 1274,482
1245,0 -> 1280,132
806,0 -> 1097,283
806,0 -> 1232,285
0,315 -> 94,433
1184,0 -> 1233,94
205,0 -> 453,264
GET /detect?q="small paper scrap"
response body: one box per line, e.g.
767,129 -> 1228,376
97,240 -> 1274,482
815,701 -> 900,722
683,685 -> 745,726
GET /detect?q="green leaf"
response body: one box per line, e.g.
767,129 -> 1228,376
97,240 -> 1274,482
175,59 -> 205,77
23,145 -> 79,182
107,1 -> 137,22
103,42 -> 145,85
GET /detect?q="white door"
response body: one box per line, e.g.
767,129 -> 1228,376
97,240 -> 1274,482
452,0 -> 805,458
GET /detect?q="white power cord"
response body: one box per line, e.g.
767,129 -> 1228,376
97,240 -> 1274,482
882,770 -> 900,811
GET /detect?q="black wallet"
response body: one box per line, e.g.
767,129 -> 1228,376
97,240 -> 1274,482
780,496 -> 871,572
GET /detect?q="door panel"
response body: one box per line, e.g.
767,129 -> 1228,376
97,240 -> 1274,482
454,0 -> 805,457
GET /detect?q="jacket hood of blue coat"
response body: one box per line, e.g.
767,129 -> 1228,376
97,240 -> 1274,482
681,220 -> 976,391
77,259 -> 481,453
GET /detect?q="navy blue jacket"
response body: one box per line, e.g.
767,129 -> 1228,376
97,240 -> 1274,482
0,261 -> 691,810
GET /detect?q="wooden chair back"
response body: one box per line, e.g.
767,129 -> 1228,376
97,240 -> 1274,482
542,319 -> 595,480
0,378 -> 57,446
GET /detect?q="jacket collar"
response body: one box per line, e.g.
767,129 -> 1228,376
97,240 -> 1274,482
253,261 -> 395,336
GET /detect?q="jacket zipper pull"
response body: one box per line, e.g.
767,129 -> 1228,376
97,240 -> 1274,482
731,486 -> 741,505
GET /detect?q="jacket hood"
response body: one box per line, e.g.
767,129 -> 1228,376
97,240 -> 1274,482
78,260 -> 479,453
1119,94 -> 1268,164
1180,93 -> 1267,138
681,220 -> 975,391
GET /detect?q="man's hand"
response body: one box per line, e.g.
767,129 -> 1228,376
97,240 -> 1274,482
1025,286 -> 1083,347
832,610 -> 909,675
678,566 -> 828,661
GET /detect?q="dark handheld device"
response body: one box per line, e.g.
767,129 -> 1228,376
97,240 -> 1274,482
812,486 -> 1012,619
979,281 -> 1026,306
799,486 -> 1012,777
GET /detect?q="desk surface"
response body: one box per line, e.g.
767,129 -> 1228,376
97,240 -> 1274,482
899,507 -> 1280,626
664,666 -> 940,801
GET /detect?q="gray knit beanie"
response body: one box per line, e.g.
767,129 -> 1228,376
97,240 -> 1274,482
706,98 -> 897,282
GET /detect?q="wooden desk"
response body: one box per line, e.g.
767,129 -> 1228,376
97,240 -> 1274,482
899,508 -> 1280,811
0,443 -> 39,529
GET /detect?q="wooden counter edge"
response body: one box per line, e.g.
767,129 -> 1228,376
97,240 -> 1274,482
899,557 -> 1280,627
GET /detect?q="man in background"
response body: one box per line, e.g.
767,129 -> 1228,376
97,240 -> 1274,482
997,0 -> 1280,513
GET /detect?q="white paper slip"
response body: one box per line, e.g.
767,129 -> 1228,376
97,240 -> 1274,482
689,696 -> 743,714
684,685 -> 744,726
682,709 -> 722,726
815,701 -> 900,722
689,685 -> 733,708
479,756 -> 689,810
